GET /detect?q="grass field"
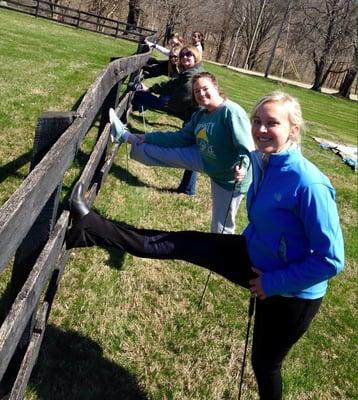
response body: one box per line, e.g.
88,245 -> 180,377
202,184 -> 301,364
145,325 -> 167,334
0,7 -> 357,400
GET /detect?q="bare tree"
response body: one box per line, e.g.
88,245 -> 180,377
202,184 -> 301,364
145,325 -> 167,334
338,66 -> 357,98
40,0 -> 357,96
125,0 -> 141,32
297,0 -> 356,91
227,13 -> 246,65
264,0 -> 293,77
337,40 -> 357,98
241,0 -> 282,70
140,0 -> 199,44
214,0 -> 237,62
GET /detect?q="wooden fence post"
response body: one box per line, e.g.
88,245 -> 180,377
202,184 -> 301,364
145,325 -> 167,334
35,0 -> 40,17
115,20 -> 119,38
76,10 -> 81,28
126,39 -> 147,100
2,112 -> 75,395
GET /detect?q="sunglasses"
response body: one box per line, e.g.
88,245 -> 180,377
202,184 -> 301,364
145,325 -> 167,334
169,54 -> 178,59
180,51 -> 194,58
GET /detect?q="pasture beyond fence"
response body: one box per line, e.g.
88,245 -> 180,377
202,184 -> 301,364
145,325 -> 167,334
0,31 -> 155,398
0,0 -> 156,42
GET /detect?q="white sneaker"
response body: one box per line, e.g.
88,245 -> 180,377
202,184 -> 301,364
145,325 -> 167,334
109,108 -> 127,144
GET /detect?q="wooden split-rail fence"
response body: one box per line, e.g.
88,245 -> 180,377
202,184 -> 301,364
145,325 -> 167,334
0,29 -> 156,398
0,0 -> 155,42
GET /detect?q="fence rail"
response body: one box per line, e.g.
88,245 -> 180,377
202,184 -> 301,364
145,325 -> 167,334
0,0 -> 156,41
0,31 -> 155,398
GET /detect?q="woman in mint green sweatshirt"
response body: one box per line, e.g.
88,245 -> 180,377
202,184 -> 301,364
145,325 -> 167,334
111,71 -> 254,233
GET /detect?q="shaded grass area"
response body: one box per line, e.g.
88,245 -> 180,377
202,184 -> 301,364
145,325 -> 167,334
0,8 -> 357,400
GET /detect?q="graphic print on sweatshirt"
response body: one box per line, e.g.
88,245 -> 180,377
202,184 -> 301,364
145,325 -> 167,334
195,122 -> 217,160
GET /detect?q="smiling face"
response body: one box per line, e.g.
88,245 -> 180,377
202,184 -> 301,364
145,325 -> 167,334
169,53 -> 178,65
252,101 -> 299,154
192,32 -> 202,44
193,76 -> 223,112
179,48 -> 196,69
170,37 -> 181,47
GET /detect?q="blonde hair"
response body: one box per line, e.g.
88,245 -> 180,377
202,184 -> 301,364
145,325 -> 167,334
251,91 -> 304,143
170,32 -> 184,46
179,45 -> 202,64
169,45 -> 181,57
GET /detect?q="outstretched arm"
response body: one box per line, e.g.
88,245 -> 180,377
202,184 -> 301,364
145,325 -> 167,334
144,39 -> 170,57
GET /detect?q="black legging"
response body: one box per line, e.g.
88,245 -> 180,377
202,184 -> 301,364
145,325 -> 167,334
252,296 -> 322,399
66,211 -> 256,288
66,211 -> 322,399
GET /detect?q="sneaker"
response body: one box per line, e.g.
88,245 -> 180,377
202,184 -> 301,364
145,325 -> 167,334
109,108 -> 127,144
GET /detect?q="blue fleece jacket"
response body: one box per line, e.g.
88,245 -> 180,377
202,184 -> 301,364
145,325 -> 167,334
243,147 -> 344,299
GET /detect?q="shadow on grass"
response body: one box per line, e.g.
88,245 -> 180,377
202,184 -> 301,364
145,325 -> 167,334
0,90 -> 88,186
29,325 -> 148,400
129,113 -> 182,131
109,163 -> 149,188
0,151 -> 32,184
104,246 -> 127,270
109,163 -> 182,195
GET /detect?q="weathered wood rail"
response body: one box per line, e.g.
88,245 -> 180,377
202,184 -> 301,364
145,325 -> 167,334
0,34 -> 155,399
0,0 -> 156,42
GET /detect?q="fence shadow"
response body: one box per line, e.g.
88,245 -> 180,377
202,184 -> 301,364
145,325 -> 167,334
109,163 -> 149,188
0,151 -> 32,184
109,161 -> 182,195
29,325 -> 148,400
129,113 -> 182,131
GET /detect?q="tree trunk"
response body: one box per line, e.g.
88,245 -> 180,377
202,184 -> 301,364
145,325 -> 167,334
338,66 -> 357,98
264,0 -> 292,78
125,0 -> 140,33
311,59 -> 325,91
215,30 -> 226,62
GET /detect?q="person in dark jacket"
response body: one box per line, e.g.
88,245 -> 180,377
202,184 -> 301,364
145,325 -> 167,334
132,45 -> 205,195
132,45 -> 204,120
143,33 -> 184,79
142,45 -> 181,80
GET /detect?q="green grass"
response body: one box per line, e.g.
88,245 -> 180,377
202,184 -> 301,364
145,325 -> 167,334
0,7 -> 136,205
0,7 -> 357,400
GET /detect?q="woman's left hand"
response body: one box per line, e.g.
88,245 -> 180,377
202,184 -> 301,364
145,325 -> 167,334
249,268 -> 267,300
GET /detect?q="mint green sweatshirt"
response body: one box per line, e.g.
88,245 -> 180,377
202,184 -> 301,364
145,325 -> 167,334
144,99 -> 254,192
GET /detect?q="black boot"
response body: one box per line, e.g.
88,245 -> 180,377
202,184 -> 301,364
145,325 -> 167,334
69,182 -> 90,222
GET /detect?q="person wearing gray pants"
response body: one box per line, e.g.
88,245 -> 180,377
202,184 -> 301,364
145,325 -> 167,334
110,72 -> 254,234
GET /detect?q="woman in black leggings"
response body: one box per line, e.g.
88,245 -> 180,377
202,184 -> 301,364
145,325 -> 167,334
66,91 -> 344,399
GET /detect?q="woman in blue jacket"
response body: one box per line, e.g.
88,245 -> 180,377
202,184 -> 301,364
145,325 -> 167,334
67,91 -> 344,400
